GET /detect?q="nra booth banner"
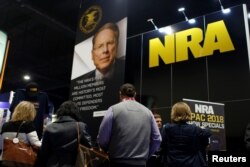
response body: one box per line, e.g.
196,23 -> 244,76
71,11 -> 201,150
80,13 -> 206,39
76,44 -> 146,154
70,3 -> 250,140
125,4 -> 250,144
70,0 -> 127,138
183,99 -> 226,151
139,4 -> 250,109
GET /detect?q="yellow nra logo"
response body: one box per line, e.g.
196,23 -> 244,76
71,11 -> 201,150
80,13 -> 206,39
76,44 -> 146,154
79,6 -> 102,34
149,20 -> 235,68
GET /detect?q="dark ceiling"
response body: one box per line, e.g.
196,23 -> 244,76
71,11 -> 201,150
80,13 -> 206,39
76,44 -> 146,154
0,0 -> 80,107
0,0 -> 249,108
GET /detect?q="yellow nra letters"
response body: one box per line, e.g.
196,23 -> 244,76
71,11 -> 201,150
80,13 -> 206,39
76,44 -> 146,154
149,20 -> 235,68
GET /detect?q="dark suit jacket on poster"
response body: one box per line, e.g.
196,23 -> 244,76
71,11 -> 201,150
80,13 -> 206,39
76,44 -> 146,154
71,57 -> 125,111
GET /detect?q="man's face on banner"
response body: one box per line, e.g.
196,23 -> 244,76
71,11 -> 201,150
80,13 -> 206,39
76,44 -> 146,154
92,28 -> 118,74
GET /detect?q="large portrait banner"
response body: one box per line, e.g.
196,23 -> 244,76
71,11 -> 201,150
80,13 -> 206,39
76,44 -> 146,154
70,0 -> 127,139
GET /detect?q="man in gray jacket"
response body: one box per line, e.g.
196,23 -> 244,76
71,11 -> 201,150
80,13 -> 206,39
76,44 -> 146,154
98,83 -> 162,167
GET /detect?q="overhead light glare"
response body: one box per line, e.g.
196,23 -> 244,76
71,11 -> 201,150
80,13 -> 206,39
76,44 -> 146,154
159,26 -> 173,35
188,19 -> 196,24
23,75 -> 30,80
218,0 -> 231,14
222,8 -> 231,14
178,7 -> 189,21
178,7 -> 185,12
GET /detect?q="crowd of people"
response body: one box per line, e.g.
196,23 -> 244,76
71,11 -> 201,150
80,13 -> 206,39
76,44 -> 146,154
0,83 -> 217,167
0,21 -> 248,164
0,18 -> 249,167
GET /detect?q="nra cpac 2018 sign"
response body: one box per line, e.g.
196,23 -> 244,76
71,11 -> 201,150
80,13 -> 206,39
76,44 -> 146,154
183,99 -> 226,151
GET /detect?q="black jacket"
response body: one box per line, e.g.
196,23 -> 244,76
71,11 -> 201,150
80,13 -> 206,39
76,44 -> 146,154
161,123 -> 211,167
36,116 -> 92,167
245,123 -> 250,152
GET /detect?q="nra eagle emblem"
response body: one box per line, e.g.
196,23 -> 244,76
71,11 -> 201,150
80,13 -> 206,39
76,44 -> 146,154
79,6 -> 102,34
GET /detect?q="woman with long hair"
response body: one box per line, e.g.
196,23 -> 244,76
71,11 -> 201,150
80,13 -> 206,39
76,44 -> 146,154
36,101 -> 92,167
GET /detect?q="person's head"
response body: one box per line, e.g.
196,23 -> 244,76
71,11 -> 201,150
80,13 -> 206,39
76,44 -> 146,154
171,102 -> 192,123
11,101 -> 36,122
153,113 -> 162,129
25,82 -> 39,98
119,83 -> 136,100
92,23 -> 119,75
56,101 -> 81,121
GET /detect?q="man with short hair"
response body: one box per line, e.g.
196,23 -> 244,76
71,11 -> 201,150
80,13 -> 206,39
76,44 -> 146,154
153,113 -> 163,130
98,83 -> 162,167
91,22 -> 122,81
147,113 -> 164,167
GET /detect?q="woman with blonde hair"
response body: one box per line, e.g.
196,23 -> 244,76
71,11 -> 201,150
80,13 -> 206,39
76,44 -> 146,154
161,102 -> 211,167
1,101 -> 41,150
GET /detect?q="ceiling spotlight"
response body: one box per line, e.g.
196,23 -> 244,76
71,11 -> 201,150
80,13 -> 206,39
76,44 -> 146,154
178,7 -> 196,24
178,7 -> 185,12
178,7 -> 188,21
23,75 -> 30,80
218,0 -> 231,14
147,18 -> 158,30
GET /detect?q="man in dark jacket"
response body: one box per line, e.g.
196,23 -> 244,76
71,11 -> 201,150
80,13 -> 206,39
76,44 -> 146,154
36,101 -> 92,167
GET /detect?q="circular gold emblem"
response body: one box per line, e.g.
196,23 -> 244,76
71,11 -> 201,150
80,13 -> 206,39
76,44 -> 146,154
79,6 -> 102,34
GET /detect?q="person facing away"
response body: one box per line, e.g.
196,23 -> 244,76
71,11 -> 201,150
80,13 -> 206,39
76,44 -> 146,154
36,101 -> 92,167
9,82 -> 50,140
161,102 -> 211,167
244,122 -> 250,166
98,83 -> 162,167
245,122 -> 250,152
0,101 -> 41,160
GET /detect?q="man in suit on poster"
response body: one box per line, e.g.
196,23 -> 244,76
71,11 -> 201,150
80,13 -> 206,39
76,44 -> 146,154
73,22 -> 125,110
88,23 -> 124,82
